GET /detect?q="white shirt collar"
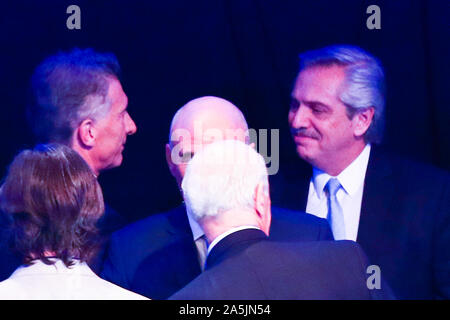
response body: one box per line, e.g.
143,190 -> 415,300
186,204 -> 205,241
312,144 -> 371,199
206,225 -> 261,256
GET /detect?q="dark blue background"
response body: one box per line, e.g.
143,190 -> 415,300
0,0 -> 448,222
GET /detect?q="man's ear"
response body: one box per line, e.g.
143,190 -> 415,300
77,119 -> 96,147
165,143 -> 181,180
353,107 -> 375,138
254,181 -> 271,236
165,143 -> 176,175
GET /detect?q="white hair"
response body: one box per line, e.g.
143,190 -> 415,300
181,140 -> 268,221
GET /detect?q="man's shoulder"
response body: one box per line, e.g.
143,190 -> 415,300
370,147 -> 449,181
270,206 -> 332,241
271,206 -> 327,226
254,239 -> 364,260
110,205 -> 185,244
170,240 -> 370,300
246,240 -> 370,286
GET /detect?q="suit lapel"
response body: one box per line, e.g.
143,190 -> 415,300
281,160 -> 311,211
357,148 -> 396,253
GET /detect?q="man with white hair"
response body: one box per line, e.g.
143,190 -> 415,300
170,140 -> 392,300
101,96 -> 333,299
271,45 -> 450,299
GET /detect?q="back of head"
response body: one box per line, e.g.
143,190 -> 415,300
0,143 -> 104,267
181,140 -> 268,221
298,45 -> 385,143
28,48 -> 120,145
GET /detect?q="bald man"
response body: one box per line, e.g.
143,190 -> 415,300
100,96 -> 333,299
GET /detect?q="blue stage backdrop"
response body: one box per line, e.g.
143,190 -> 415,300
0,0 -> 448,222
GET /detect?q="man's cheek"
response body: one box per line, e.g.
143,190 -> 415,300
179,164 -> 187,178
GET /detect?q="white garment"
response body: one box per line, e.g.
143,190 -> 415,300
306,144 -> 371,241
0,259 -> 149,300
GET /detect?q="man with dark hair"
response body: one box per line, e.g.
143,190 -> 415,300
271,44 -> 450,299
28,48 -> 136,176
0,48 -> 137,280
101,96 -> 333,299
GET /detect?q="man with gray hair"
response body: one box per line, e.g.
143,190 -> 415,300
271,44 -> 450,299
170,140 -> 392,300
27,48 -> 137,176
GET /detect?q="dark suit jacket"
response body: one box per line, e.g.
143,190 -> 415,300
100,205 -> 333,299
270,147 -> 450,299
0,204 -> 127,281
170,229 -> 393,300
0,211 -> 20,282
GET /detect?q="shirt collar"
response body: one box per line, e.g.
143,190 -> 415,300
207,225 -> 261,256
312,144 -> 371,198
186,205 -> 204,241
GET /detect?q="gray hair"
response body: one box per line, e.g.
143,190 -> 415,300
298,45 -> 386,143
182,140 -> 268,221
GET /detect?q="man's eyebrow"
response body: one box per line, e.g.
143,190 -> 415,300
290,97 -> 330,109
303,100 -> 331,109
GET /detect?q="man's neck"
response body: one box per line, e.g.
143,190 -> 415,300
317,142 -> 367,176
201,208 -> 260,244
71,144 -> 100,176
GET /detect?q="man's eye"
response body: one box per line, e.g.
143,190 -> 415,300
312,108 -> 324,114
311,104 -> 328,114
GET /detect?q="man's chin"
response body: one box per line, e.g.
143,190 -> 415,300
103,155 -> 124,172
296,145 -> 315,163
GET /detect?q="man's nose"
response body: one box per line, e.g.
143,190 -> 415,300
290,104 -> 310,129
126,112 -> 137,135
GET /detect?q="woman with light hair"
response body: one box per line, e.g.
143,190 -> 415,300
0,144 -> 147,300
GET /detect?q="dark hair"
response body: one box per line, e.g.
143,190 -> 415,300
27,48 -> 121,144
298,45 -> 386,144
0,144 -> 104,267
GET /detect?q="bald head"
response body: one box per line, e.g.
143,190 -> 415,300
166,96 -> 250,187
169,96 -> 248,144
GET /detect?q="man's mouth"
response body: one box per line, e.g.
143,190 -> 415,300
291,129 -> 319,141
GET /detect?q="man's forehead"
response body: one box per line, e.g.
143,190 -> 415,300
107,77 -> 128,108
292,65 -> 346,100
